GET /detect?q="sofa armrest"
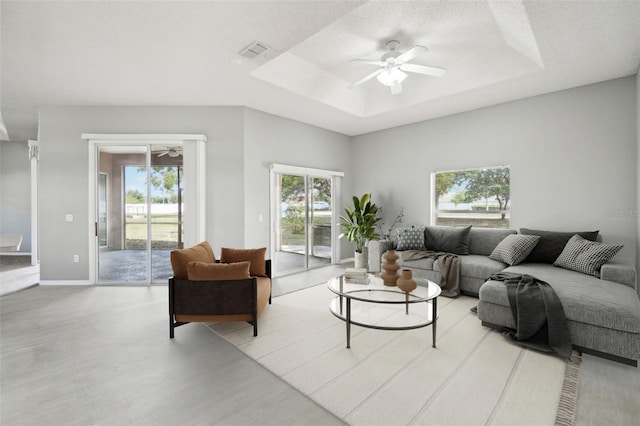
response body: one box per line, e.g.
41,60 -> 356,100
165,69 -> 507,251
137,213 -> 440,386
368,240 -> 390,272
600,261 -> 637,290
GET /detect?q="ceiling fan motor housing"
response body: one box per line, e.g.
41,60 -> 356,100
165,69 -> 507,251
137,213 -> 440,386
382,40 -> 401,63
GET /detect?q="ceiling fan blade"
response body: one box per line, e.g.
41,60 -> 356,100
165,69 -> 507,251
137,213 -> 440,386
158,151 -> 168,157
348,68 -> 384,89
396,45 -> 428,63
351,59 -> 387,66
399,63 -> 446,77
391,82 -> 402,95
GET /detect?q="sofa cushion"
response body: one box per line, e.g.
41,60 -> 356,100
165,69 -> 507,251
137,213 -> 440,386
396,227 -> 426,251
170,241 -> 216,279
480,263 -> 640,334
489,234 -> 540,266
424,225 -> 471,255
457,255 -> 509,280
553,235 -> 623,278
468,228 -> 517,256
187,261 -> 251,281
519,228 -> 599,263
220,247 -> 267,277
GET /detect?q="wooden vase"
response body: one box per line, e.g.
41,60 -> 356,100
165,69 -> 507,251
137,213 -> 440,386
397,269 -> 417,293
380,250 -> 400,286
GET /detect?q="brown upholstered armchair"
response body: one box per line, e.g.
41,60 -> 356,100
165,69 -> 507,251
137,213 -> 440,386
168,243 -> 272,338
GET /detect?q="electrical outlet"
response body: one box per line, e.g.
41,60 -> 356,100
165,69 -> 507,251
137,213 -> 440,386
73,255 -> 79,263
65,214 -> 74,222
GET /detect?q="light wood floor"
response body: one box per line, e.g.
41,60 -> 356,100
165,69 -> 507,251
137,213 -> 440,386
1,264 -> 639,425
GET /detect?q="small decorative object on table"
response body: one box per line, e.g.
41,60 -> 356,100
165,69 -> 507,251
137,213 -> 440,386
397,269 -> 417,293
380,249 -> 400,286
344,267 -> 370,284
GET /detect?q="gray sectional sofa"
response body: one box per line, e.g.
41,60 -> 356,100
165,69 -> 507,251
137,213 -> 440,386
368,226 -> 640,365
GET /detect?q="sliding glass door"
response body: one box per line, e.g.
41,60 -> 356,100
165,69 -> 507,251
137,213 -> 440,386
96,145 -> 183,284
272,170 -> 336,276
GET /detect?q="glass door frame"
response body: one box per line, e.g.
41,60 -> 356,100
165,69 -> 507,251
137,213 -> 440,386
269,163 -> 343,277
85,133 -> 207,285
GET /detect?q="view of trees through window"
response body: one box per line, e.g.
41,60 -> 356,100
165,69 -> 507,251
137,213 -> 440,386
433,166 -> 510,228
124,166 -> 183,249
280,175 -> 332,247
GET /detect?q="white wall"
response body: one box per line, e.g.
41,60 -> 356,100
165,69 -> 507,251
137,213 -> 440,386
0,141 -> 31,252
243,108 -> 353,256
37,106 -> 245,280
352,76 -> 638,266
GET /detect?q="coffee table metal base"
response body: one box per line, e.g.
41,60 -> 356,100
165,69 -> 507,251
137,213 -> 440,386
329,295 -> 438,349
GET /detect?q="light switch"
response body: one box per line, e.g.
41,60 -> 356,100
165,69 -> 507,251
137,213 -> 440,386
65,214 -> 74,222
258,214 -> 263,222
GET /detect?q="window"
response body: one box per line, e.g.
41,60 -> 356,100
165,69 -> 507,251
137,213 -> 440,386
432,166 -> 510,228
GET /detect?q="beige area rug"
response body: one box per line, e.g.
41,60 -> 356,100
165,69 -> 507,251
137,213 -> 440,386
208,284 -> 580,426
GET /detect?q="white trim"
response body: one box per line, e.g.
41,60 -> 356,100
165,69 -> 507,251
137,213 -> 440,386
82,133 -> 207,143
40,280 -> 91,286
270,163 -> 344,178
28,140 -> 39,266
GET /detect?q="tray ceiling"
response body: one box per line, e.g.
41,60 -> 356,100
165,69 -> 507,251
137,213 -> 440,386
1,0 -> 639,141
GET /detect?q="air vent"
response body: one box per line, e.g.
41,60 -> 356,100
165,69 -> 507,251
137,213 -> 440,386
238,41 -> 269,59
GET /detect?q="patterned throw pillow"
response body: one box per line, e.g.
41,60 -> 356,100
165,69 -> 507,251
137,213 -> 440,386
396,227 -> 426,251
553,234 -> 623,277
489,234 -> 540,266
519,228 -> 599,263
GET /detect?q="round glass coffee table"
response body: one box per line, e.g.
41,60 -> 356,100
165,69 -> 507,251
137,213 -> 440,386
328,275 -> 441,348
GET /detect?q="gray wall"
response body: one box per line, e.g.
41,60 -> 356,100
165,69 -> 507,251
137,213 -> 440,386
36,106 -> 353,280
37,106 -> 245,280
0,141 -> 31,252
636,69 -> 640,277
352,76 -> 638,266
243,108 -> 352,255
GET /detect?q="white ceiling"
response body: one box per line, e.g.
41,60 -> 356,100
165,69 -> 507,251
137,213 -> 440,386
1,0 -> 639,141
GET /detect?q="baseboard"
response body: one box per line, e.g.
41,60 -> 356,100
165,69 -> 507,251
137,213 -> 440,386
39,280 -> 91,286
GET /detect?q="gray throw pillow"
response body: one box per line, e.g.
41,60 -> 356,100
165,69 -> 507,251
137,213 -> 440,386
519,228 -> 599,263
424,225 -> 471,255
489,234 -> 540,266
553,234 -> 623,278
396,227 -> 426,251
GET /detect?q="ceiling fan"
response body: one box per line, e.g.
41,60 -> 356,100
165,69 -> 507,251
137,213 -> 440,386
155,146 -> 183,157
348,40 -> 446,95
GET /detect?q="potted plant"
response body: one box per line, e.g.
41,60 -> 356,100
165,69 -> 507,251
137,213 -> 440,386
377,207 -> 404,250
339,193 -> 381,269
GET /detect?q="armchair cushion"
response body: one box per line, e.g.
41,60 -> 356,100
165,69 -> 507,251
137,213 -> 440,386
170,241 -> 216,279
187,261 -> 250,281
220,247 -> 267,277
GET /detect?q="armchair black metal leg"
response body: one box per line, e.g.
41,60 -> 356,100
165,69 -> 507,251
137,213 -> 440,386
170,316 -> 174,339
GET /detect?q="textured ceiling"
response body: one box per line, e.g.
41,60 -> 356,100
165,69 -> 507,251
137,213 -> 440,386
1,0 -> 639,141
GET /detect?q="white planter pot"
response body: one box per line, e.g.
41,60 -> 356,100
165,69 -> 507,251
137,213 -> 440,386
354,247 -> 369,270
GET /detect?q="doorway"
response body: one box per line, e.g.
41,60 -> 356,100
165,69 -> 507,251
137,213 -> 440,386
270,164 -> 343,277
95,145 -> 183,283
85,134 -> 207,285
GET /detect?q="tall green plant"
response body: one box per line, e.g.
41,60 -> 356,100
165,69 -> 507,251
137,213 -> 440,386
339,193 -> 381,253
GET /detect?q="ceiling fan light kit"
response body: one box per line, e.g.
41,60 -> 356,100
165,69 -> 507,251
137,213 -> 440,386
350,40 -> 446,95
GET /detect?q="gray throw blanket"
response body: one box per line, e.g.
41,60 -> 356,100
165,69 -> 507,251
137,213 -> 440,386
401,250 -> 460,298
488,272 -> 572,359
